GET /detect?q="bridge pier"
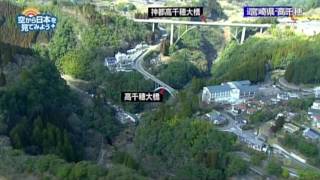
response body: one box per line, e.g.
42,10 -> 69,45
240,27 -> 246,44
170,23 -> 174,46
152,22 -> 155,32
232,27 -> 239,43
260,27 -> 263,34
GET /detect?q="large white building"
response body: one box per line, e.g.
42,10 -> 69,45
202,80 -> 258,104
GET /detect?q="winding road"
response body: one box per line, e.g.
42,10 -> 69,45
132,43 -> 177,96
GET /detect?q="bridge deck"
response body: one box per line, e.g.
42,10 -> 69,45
133,19 -> 272,28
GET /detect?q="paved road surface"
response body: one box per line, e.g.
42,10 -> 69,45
133,45 -> 177,96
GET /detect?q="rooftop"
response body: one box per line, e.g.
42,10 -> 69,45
205,80 -> 256,94
206,84 -> 231,93
303,128 -> 320,140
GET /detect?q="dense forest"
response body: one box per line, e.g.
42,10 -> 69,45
0,1 -> 51,47
0,1 -> 146,177
285,53 -> 320,84
2,0 -> 320,179
134,85 -> 248,179
0,146 -> 147,179
0,54 -> 86,161
211,29 -> 320,84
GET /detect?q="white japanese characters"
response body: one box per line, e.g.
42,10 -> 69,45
17,14 -> 57,32
122,92 -> 163,102
149,7 -> 203,17
244,6 -> 303,17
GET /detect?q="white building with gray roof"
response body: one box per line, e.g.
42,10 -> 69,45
202,80 -> 257,104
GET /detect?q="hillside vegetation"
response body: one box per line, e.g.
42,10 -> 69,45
211,28 -> 320,84
0,1 -> 51,47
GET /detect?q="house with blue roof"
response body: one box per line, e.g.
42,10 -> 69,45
202,80 -> 258,104
303,128 -> 320,141
205,110 -> 227,125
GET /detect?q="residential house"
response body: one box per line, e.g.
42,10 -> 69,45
308,100 -> 320,128
104,57 -> 117,70
205,110 -> 227,125
277,93 -> 289,101
233,129 -> 268,152
311,114 -> 320,129
283,123 -> 300,134
231,103 -> 247,115
303,128 -> 320,140
311,100 -> 320,110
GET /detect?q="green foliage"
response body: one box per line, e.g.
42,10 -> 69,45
49,19 -> 77,62
60,48 -> 93,80
135,93 -> 237,178
0,1 -> 41,47
116,2 -> 136,12
270,116 -> 285,133
160,39 -> 170,56
0,148 -> 109,179
180,30 -> 201,49
158,60 -> 200,89
190,77 -> 205,94
98,70 -> 153,113
112,151 -> 140,171
81,18 -> 149,52
226,155 -> 248,176
285,54 -> 320,84
280,134 -> 319,159
251,152 -> 267,166
267,159 -> 283,176
82,96 -> 122,139
282,168 -> 290,179
171,48 -> 208,73
299,169 -> 320,180
106,165 -> 148,180
0,58 -> 81,161
287,98 -> 315,111
249,109 -> 275,124
197,0 -> 226,20
212,34 -> 320,84
0,72 -> 6,86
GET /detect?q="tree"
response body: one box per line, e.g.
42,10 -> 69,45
226,156 -> 248,176
267,159 -> 283,176
282,168 -> 289,179
270,116 -> 285,133
160,39 -> 170,56
299,169 -> 320,180
251,153 -> 266,166
49,19 -> 77,62
60,48 -> 92,80
198,0 -> 225,20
